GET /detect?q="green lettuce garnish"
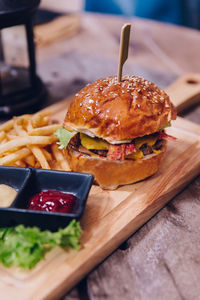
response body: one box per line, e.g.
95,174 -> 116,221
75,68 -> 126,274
162,121 -> 171,129
55,127 -> 77,149
0,220 -> 81,269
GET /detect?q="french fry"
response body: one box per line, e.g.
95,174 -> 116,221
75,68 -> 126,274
0,131 -> 6,143
30,146 -> 50,169
28,124 -> 61,136
49,160 -> 63,171
0,148 -> 31,166
0,114 -> 31,132
8,129 -> 17,135
6,134 -> 18,141
34,161 -> 41,168
0,119 -> 14,132
51,143 -> 70,171
0,110 -> 68,172
26,119 -> 33,133
0,136 -> 57,155
16,117 -> 53,169
15,160 -> 26,168
13,117 -> 27,136
24,154 -> 35,167
42,148 -> 52,161
31,110 -> 51,128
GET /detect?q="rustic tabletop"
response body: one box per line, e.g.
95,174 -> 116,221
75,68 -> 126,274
34,10 -> 200,299
4,4 -> 200,299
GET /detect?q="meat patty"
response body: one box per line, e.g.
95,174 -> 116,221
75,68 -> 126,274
140,144 -> 153,156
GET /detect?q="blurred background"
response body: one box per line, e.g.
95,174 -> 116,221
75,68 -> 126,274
42,0 -> 200,29
1,0 -> 200,116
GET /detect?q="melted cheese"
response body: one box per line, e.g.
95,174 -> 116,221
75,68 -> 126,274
135,136 -> 157,150
80,133 -> 158,160
153,149 -> 161,154
126,150 -> 144,160
80,133 -> 109,150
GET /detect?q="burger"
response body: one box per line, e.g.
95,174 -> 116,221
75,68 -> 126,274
55,75 -> 176,189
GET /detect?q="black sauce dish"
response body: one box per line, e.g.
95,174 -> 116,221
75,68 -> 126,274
0,166 -> 93,231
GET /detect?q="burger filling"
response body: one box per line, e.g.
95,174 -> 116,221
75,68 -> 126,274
72,132 -> 164,161
55,123 -> 176,161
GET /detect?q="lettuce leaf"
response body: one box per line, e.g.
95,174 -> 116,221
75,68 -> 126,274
162,121 -> 171,129
55,127 -> 77,149
0,220 -> 81,269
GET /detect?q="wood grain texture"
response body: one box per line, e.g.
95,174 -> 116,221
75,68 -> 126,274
1,9 -> 200,300
87,176 -> 200,300
37,11 -> 200,300
166,73 -> 200,112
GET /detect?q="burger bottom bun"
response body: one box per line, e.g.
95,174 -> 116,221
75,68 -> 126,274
64,140 -> 167,189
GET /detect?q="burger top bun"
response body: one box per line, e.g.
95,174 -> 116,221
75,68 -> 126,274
64,75 -> 176,143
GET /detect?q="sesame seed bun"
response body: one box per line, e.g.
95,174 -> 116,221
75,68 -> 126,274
64,75 -> 176,143
62,75 -> 176,189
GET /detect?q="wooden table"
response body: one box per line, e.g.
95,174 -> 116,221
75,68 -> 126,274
34,11 -> 200,300
4,7 -> 200,299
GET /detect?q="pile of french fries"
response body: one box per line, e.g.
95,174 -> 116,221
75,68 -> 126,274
0,110 -> 70,171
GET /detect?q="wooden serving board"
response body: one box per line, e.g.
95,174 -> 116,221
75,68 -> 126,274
0,75 -> 200,300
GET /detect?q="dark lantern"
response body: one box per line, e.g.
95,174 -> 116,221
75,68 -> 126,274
0,0 -> 46,116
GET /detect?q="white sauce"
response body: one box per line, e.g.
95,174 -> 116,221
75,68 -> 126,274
0,184 -> 17,207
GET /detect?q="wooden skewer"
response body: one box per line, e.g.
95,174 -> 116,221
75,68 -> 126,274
117,23 -> 131,82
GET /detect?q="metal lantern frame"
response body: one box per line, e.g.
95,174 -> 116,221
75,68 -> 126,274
0,0 -> 46,116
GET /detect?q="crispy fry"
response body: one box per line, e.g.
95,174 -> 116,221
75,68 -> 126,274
0,119 -> 14,132
6,134 -> 18,141
0,114 -> 31,132
24,154 -> 35,167
27,119 -> 33,132
30,146 -> 50,169
31,110 -> 51,128
49,160 -> 63,171
34,161 -> 41,168
51,143 -> 70,171
15,117 -> 52,169
0,110 -> 66,171
15,160 -> 26,168
0,148 -> 31,166
8,129 -> 17,135
0,136 -> 57,155
28,124 -> 61,136
13,116 -> 27,136
42,148 -> 52,161
0,131 -> 6,143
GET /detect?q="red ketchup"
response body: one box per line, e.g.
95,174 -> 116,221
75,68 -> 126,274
28,190 -> 76,213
